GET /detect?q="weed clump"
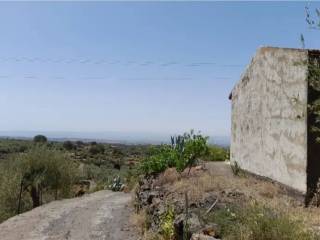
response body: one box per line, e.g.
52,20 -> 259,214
210,203 -> 319,240
160,206 -> 175,240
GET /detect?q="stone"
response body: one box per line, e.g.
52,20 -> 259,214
174,213 -> 202,237
191,233 -> 220,240
157,204 -> 166,216
147,191 -> 160,203
152,197 -> 161,205
200,224 -> 220,238
188,213 -> 201,233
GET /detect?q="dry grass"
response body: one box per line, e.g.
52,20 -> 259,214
171,173 -> 220,202
136,162 -> 320,238
211,201 -> 319,240
163,164 -> 320,233
141,230 -> 164,240
170,170 -> 291,205
131,210 -> 164,240
154,168 -> 180,187
258,182 -> 279,199
130,210 -> 148,235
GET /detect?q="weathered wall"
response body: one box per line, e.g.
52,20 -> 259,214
230,47 -> 309,193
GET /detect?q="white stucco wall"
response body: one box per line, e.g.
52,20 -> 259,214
230,47 -> 309,193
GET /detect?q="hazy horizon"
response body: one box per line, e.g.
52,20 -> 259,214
0,130 -> 230,146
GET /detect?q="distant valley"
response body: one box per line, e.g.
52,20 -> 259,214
0,131 -> 230,146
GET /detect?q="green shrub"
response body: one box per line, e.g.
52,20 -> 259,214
33,135 -> 47,143
160,206 -> 175,240
81,162 -> 130,189
76,141 -> 84,147
139,130 -> 209,175
82,163 -> 104,180
0,158 -> 32,222
112,148 -> 124,158
211,203 -> 319,240
18,146 -> 78,207
63,141 -> 76,151
180,130 -> 209,172
204,145 -> 229,161
89,144 -> 105,155
0,139 -> 32,155
0,147 -> 78,222
125,166 -> 140,190
140,145 -> 178,174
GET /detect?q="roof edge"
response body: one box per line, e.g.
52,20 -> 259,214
228,46 -> 316,101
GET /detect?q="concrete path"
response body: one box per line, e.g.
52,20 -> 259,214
0,191 -> 138,240
205,161 -> 233,177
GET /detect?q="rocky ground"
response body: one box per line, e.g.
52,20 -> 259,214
134,162 -> 320,240
0,190 -> 138,240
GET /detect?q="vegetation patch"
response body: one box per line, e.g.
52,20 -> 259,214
203,145 -> 229,162
0,137 -> 151,223
139,130 -> 210,175
208,202 -> 319,240
160,206 -> 175,240
0,146 -> 77,221
135,160 -> 320,240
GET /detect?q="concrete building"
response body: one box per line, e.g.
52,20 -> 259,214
229,47 -> 320,199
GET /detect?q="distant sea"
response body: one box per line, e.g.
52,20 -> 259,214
0,131 -> 230,147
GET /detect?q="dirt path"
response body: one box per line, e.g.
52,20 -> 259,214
0,191 -> 138,240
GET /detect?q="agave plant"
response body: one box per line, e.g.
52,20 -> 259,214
109,175 -> 125,191
171,135 -> 185,155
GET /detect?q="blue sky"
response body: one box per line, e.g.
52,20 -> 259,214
0,2 -> 319,140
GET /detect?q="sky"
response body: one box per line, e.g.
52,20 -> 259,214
0,2 -> 320,142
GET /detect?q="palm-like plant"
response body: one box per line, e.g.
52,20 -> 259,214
18,146 -> 77,209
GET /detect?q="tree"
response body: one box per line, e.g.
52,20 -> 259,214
63,141 -> 76,151
18,146 -> 77,208
33,135 -> 47,144
173,130 -> 209,173
75,141 -> 84,147
0,159 -> 25,221
112,148 -> 124,158
303,6 -> 320,142
140,130 -> 209,175
89,144 -> 105,155
301,6 -> 320,48
305,6 -> 320,30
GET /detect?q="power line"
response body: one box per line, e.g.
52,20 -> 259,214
0,56 -> 244,68
0,74 -> 232,81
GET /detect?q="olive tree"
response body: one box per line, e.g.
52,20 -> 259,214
18,146 -> 78,208
33,135 -> 47,144
63,141 -> 76,151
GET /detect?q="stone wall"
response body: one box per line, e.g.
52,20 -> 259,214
230,47 -> 309,193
